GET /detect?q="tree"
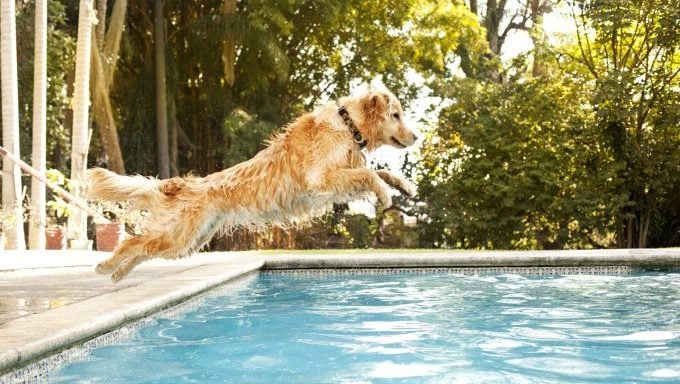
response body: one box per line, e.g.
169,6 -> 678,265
16,1 -> 74,174
67,0 -> 96,242
567,0 -> 680,247
417,74 -> 621,249
115,0 -> 427,175
458,0 -> 555,79
1,0 -> 26,250
28,0 -> 47,250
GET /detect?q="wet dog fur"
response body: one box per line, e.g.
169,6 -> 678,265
88,90 -> 417,282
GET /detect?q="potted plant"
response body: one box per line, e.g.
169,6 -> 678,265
91,201 -> 149,251
45,198 -> 69,250
93,201 -> 126,252
45,169 -> 71,250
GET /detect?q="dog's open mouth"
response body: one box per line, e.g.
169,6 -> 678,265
391,137 -> 407,148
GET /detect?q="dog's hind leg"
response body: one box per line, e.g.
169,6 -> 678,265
108,231 -> 177,282
110,253 -> 151,282
109,214 -> 225,282
95,236 -> 146,274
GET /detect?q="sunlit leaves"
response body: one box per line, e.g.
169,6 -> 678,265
417,75 -> 621,249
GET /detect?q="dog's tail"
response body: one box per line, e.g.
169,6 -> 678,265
87,168 -> 164,208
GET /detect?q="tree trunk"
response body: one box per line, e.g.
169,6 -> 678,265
95,0 -> 106,49
91,33 -> 125,173
29,0 -> 48,250
222,0 -> 236,87
529,0 -> 547,76
468,0 -> 478,14
484,0 -> 502,56
639,206 -> 652,248
155,0 -> 169,178
1,0 -> 26,250
103,0 -> 126,88
169,94 -> 178,176
91,0 -> 127,174
626,216 -> 634,248
68,0 -> 96,241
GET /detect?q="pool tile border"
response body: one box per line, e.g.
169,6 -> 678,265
262,265 -> 638,277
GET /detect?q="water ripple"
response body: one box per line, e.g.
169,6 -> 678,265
47,271 -> 680,383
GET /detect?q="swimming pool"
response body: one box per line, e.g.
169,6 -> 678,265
38,269 -> 680,383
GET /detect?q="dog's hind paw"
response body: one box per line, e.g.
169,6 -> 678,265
95,262 -> 114,274
110,269 -> 126,283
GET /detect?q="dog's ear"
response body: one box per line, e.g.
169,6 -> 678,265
363,92 -> 389,122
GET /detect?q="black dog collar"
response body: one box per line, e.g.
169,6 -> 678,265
338,105 -> 368,150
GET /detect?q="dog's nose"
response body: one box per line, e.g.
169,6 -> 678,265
412,133 -> 419,142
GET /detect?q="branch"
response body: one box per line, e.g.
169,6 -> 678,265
499,2 -> 532,49
638,52 -> 680,133
469,0 -> 479,15
570,4 -> 599,78
619,5 -> 643,68
498,0 -> 510,15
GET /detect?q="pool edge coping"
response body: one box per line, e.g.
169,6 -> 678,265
2,248 -> 680,377
262,248 -> 680,269
0,259 -> 264,377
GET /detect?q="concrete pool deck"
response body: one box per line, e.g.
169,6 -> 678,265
1,248 -> 679,376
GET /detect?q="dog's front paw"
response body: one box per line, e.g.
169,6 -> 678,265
375,170 -> 416,198
396,179 -> 417,198
376,188 -> 393,209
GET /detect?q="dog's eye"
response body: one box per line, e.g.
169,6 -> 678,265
392,113 -> 400,120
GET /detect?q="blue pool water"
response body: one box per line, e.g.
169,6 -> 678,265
47,271 -> 680,383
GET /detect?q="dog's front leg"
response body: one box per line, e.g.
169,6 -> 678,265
375,170 -> 416,198
319,168 -> 393,208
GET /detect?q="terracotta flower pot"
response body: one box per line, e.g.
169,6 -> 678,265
45,227 -> 66,250
96,222 -> 124,251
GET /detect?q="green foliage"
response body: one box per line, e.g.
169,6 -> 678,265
406,0 -> 487,77
45,169 -> 72,227
112,0 -> 489,175
569,0 -> 680,247
414,0 -> 680,249
221,109 -> 276,167
12,0 -> 678,249
417,74 -> 624,249
15,1 -> 75,170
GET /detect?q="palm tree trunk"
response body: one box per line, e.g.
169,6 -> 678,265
1,0 -> 26,250
95,0 -> 106,49
155,0 -> 169,178
29,0 -> 48,249
68,0 -> 96,241
91,0 -> 127,174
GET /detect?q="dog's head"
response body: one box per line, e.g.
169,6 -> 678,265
357,91 -> 418,151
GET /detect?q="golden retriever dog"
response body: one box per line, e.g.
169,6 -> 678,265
88,90 -> 417,282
